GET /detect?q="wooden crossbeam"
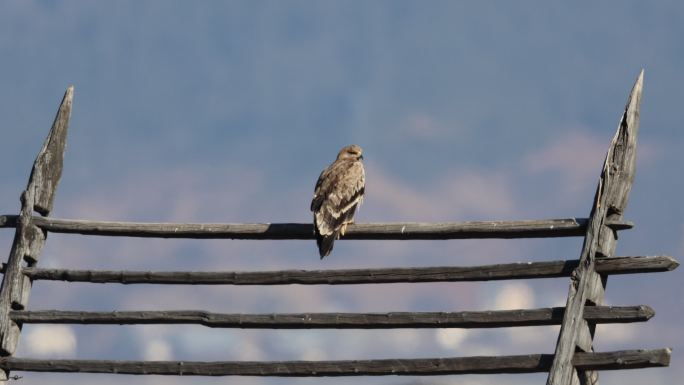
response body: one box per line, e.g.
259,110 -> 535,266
0,216 -> 633,240
0,349 -> 670,376
9,256 -> 677,285
9,305 -> 654,329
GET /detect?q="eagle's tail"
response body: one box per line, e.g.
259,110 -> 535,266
317,232 -> 337,259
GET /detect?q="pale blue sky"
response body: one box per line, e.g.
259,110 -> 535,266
0,2 -> 683,385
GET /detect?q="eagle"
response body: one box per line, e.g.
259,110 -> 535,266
311,144 -> 365,258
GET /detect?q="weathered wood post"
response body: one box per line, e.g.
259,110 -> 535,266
547,70 -> 643,385
0,87 -> 73,380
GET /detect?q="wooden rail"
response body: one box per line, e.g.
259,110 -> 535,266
0,349 -> 670,376
0,215 -> 633,240
9,305 -> 654,328
10,256 -> 677,285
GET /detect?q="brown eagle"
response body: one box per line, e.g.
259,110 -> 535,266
311,144 -> 365,258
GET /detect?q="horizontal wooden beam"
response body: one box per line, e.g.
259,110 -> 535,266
0,215 -> 633,240
14,256 -> 677,285
10,306 -> 653,329
0,349 -> 670,376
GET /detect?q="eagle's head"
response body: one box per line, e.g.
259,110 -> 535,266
337,144 -> 363,161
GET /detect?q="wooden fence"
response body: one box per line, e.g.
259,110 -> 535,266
0,70 -> 677,384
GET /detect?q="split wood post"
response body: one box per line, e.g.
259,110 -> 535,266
546,70 -> 643,385
0,87 -> 73,380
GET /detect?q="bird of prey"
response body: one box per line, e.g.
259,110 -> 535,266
311,144 -> 365,258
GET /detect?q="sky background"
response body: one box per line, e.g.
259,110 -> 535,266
0,1 -> 683,385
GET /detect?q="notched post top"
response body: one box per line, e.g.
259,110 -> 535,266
28,86 -> 73,216
600,69 -> 643,220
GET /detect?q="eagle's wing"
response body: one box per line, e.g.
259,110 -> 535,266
311,159 -> 365,258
